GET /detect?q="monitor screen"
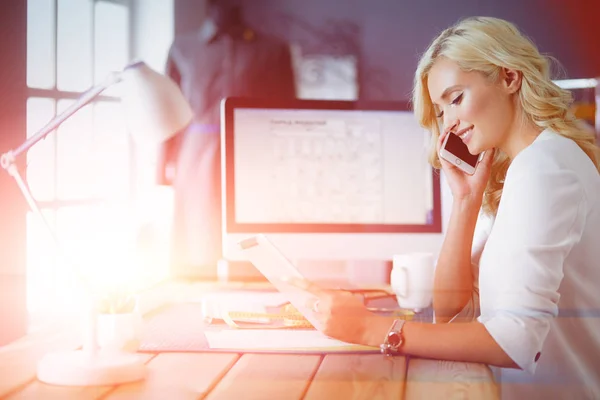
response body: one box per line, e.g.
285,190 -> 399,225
221,98 -> 444,261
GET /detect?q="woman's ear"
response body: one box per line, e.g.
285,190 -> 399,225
502,68 -> 522,94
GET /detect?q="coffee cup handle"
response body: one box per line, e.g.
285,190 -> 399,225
396,266 -> 408,298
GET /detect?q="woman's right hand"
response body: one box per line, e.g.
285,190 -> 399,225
436,129 -> 495,203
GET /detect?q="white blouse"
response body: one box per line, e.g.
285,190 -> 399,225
467,130 -> 600,398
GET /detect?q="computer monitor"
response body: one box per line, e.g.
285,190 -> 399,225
221,97 -> 445,262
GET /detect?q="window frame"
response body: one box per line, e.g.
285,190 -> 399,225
25,0 -> 135,325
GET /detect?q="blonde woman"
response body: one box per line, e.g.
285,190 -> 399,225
294,17 -> 600,398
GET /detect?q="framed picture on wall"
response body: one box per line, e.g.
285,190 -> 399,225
290,43 -> 358,100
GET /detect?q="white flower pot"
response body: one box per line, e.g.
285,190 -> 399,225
97,312 -> 142,353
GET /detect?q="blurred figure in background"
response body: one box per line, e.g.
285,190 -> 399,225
160,0 -> 296,278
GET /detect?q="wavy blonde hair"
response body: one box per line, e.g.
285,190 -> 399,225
413,16 -> 600,216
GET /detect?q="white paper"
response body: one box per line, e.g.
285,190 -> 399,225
237,235 -> 324,331
205,329 -> 358,350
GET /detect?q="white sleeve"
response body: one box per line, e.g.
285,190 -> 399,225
448,213 -> 492,323
477,168 -> 586,374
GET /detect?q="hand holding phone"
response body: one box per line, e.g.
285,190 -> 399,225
436,129 -> 495,203
439,132 -> 482,175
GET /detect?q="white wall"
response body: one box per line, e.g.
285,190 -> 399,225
128,0 -> 175,181
128,0 -> 177,285
131,0 -> 174,73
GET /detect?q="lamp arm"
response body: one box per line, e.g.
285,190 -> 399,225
0,71 -> 127,359
0,71 -> 122,170
5,146 -> 91,295
0,71 -> 127,358
0,70 -> 125,278
7,164 -> 61,250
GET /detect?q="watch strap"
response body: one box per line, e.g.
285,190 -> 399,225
380,319 -> 405,356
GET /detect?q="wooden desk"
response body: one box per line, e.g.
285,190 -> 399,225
0,282 -> 499,399
0,337 -> 498,399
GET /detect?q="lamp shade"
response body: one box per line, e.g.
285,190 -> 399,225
119,61 -> 193,144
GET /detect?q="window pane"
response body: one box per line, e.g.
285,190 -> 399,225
26,209 -> 57,323
27,0 -> 56,89
57,0 -> 93,91
92,101 -> 130,200
26,98 -> 56,201
95,1 -> 129,97
56,99 -> 93,199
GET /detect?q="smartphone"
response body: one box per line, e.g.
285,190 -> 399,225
439,132 -> 482,175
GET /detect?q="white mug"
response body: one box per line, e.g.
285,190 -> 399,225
390,253 -> 435,312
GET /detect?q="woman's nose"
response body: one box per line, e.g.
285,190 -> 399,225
444,118 -> 460,135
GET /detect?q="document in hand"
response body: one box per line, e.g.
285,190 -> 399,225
237,234 -> 324,331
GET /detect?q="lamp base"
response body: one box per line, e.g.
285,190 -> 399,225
37,350 -> 146,386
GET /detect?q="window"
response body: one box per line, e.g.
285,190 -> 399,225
26,0 -> 173,330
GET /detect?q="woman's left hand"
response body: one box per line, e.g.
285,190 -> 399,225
287,278 -> 385,346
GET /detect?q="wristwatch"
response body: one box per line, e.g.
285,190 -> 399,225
380,319 -> 405,356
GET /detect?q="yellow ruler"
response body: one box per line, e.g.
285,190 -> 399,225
222,304 -> 414,330
223,310 -> 313,329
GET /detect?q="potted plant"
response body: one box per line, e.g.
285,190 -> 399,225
96,288 -> 142,353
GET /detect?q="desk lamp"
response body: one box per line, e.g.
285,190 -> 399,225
0,61 -> 193,386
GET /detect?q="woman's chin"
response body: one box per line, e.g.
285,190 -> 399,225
467,142 -> 480,156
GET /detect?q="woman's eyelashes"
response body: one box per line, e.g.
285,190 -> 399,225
451,93 -> 464,105
435,93 -> 463,119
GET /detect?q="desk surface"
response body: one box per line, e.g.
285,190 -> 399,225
0,282 -> 499,399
